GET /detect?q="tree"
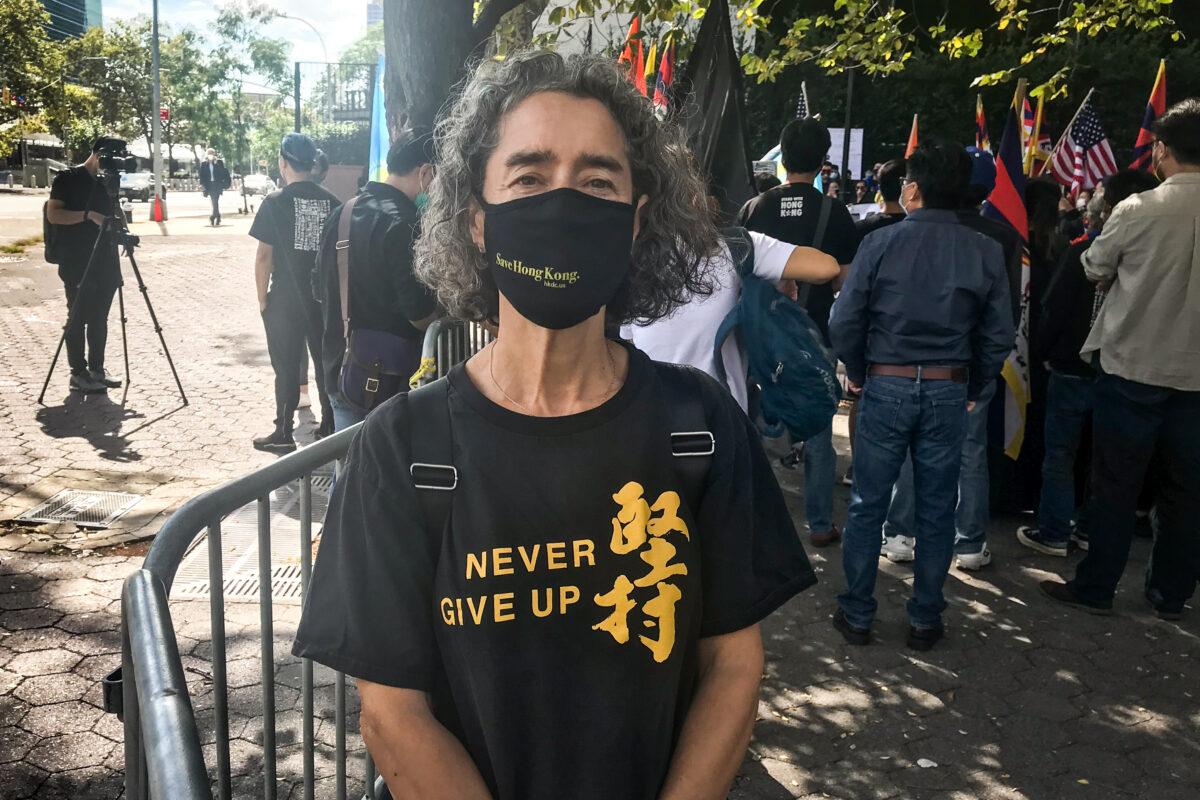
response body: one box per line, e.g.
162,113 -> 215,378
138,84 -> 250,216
741,0 -> 1181,100
0,0 -> 59,158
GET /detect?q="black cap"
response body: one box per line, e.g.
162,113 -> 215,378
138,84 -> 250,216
280,132 -> 317,170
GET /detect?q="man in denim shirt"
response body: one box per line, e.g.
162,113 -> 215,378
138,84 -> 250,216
829,142 -> 1013,651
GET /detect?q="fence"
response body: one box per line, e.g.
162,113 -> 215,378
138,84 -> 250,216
111,319 -> 493,799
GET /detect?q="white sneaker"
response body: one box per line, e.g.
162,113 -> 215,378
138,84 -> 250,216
881,535 -> 916,562
955,546 -> 993,571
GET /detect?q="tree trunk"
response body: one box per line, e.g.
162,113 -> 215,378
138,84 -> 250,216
385,0 -> 474,130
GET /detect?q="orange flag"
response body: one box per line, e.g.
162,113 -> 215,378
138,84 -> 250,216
905,114 -> 919,157
618,16 -> 646,95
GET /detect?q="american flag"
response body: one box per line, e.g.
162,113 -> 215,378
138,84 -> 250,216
795,81 -> 810,118
1050,95 -> 1117,198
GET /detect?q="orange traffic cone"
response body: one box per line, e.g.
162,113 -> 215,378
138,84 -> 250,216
152,194 -> 167,222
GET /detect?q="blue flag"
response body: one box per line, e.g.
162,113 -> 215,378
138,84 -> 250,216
368,54 -> 388,181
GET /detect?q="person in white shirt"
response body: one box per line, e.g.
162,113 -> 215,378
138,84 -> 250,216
623,231 -> 838,412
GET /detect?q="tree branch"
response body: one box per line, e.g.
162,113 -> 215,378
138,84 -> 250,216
473,0 -> 528,41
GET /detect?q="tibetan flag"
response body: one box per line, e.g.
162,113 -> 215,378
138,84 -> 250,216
904,114 -> 919,157
1022,96 -> 1035,151
653,40 -> 674,110
1130,59 -> 1166,170
983,104 -> 1030,460
975,95 -> 991,152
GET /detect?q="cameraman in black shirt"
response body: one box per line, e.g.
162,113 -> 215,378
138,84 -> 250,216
46,139 -> 124,393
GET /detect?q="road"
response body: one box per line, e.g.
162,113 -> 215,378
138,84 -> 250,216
0,188 -> 263,250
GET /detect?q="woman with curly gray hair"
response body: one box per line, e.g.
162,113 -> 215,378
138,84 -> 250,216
295,50 -> 815,800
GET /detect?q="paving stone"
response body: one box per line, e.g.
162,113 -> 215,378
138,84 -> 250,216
25,731 -> 115,772
0,725 -> 37,763
13,672 -> 92,705
1,607 -> 63,631
18,700 -> 104,737
3,648 -> 80,677
55,610 -> 120,635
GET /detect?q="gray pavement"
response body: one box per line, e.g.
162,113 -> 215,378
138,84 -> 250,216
2,225 -> 1199,799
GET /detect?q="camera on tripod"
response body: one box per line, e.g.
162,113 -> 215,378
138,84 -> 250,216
94,136 -> 138,198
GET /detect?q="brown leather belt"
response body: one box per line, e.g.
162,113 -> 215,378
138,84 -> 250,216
869,364 -> 969,383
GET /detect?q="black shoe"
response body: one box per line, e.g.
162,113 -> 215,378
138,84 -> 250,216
832,608 -> 871,646
779,450 -> 802,470
907,623 -> 944,652
1070,528 -> 1089,552
1039,580 -> 1113,615
253,430 -> 297,453
314,418 -> 334,440
1145,588 -> 1184,621
89,368 -> 122,388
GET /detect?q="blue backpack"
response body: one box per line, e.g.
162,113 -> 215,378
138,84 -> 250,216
713,217 -> 842,442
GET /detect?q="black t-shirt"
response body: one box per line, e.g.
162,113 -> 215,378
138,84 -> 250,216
316,182 -> 437,391
855,211 -> 906,239
736,182 -> 860,343
49,166 -> 120,286
249,180 -> 339,306
293,345 -> 815,800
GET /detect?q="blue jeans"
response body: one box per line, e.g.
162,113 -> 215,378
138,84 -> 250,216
839,376 -> 969,629
1036,371 -> 1095,543
330,392 -> 367,432
882,380 -> 995,554
799,423 -> 836,533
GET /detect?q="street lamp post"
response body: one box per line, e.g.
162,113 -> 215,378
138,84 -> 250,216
150,0 -> 164,215
278,13 -> 333,124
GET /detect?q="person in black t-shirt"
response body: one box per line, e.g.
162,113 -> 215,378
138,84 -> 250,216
46,139 -> 124,393
249,133 -> 339,451
316,129 -> 439,431
736,117 -> 861,548
293,51 -> 815,800
855,158 -> 906,239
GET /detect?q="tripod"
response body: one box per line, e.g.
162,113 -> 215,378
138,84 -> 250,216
37,204 -> 189,407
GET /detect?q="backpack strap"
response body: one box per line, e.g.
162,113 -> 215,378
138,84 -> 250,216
657,366 -> 714,515
406,378 -> 456,541
798,193 -> 833,309
335,196 -> 360,340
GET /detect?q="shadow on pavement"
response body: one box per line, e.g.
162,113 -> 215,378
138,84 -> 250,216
35,392 -> 144,462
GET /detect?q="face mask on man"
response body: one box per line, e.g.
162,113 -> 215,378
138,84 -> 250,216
481,187 -> 636,330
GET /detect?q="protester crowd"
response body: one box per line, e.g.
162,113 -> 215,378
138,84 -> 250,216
44,44 -> 1197,800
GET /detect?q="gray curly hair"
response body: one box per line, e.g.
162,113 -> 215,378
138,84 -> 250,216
414,50 -> 719,325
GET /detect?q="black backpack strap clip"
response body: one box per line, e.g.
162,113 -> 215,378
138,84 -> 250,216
405,378 -> 455,536
657,366 -> 714,513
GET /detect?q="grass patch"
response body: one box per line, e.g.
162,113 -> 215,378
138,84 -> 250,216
0,235 -> 43,254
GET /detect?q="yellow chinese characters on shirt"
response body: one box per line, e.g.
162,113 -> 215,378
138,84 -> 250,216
593,481 -> 690,663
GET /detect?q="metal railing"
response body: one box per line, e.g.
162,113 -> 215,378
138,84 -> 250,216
112,320 -> 492,799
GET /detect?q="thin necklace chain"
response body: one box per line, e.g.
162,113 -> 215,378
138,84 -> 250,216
486,340 -> 619,413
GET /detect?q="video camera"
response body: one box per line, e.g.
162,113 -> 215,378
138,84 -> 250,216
94,136 -> 138,198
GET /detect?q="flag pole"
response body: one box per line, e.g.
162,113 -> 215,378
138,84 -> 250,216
1045,86 -> 1097,170
1025,94 -> 1044,175
802,81 -> 810,116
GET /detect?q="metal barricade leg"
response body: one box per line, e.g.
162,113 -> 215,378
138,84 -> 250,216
300,476 -> 315,800
258,495 -> 277,800
208,521 -> 232,800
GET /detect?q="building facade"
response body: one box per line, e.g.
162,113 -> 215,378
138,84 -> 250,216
41,0 -> 102,39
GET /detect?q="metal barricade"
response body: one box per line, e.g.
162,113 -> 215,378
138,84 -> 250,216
112,320 -> 491,799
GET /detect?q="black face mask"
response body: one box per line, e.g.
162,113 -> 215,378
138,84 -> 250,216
482,188 -> 636,330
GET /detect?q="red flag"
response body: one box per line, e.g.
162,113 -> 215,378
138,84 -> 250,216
904,114 -> 918,157
975,95 -> 991,152
618,16 -> 646,95
1130,59 -> 1167,170
653,40 -> 674,109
